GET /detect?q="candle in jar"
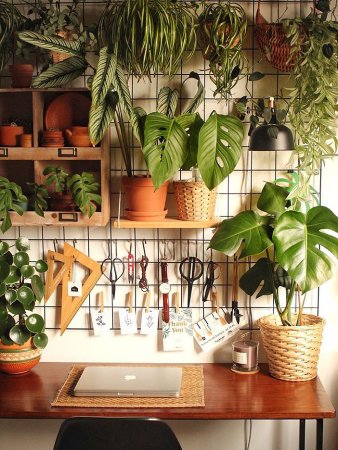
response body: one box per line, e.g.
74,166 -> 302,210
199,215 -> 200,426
232,340 -> 259,373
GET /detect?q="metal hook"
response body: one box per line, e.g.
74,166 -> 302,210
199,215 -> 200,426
73,239 -> 77,248
142,239 -> 147,257
171,240 -> 176,261
53,239 -> 58,252
161,240 -> 172,261
114,239 -> 118,258
129,240 -> 132,254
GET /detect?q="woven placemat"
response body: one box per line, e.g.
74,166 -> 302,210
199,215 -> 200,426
51,365 -> 204,408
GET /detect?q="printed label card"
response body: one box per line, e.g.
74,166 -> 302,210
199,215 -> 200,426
119,308 -> 137,335
193,312 -> 242,352
140,308 -> 159,335
91,309 -> 111,336
162,308 -> 193,351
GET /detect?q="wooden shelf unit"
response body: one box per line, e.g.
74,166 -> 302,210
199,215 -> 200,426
0,88 -> 110,227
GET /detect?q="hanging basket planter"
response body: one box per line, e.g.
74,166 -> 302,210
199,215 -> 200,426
259,314 -> 325,381
173,180 -> 217,221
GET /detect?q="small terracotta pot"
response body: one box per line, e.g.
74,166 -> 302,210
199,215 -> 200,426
49,192 -> 76,211
0,125 -> 24,146
0,339 -> 41,374
20,133 -> 33,148
122,176 -> 169,220
9,64 -> 34,88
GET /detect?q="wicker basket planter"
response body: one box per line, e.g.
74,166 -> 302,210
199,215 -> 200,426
173,180 -> 216,221
259,314 -> 325,381
50,30 -> 73,64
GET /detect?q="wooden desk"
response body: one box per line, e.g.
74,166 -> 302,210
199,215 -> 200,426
0,363 -> 335,450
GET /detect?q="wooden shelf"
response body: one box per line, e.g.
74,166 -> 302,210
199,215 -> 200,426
9,211 -> 108,227
113,217 -> 221,229
0,146 -> 103,160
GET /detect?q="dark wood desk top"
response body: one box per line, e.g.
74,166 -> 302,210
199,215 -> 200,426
0,363 -> 335,420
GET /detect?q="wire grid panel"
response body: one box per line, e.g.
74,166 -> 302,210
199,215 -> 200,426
0,0 -> 320,333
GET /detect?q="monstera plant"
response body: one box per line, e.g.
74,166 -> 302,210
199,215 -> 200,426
0,237 -> 48,348
209,181 -> 338,326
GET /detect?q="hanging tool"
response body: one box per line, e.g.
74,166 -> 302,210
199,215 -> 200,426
127,241 -> 135,284
101,240 -> 125,301
231,256 -> 242,324
138,240 -> 149,292
179,255 -> 203,307
202,260 -> 220,302
160,241 -> 172,323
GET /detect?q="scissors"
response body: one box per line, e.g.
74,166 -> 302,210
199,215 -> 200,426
179,256 -> 204,307
202,260 -> 220,302
101,247 -> 125,301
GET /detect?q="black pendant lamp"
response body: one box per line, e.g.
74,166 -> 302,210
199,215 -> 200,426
249,97 -> 294,151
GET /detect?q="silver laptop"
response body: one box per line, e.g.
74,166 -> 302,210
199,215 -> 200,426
73,366 -> 182,398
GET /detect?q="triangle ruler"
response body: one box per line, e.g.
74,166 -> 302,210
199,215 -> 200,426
44,250 -> 73,303
60,242 -> 102,335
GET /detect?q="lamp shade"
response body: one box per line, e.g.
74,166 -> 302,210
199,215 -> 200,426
249,123 -> 294,151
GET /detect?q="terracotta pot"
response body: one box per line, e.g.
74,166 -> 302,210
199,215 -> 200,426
49,192 -> 76,211
0,339 -> 42,374
20,133 -> 33,148
0,125 -> 24,146
122,176 -> 169,220
9,64 -> 34,88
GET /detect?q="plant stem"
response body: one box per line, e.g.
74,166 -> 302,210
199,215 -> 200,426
281,280 -> 297,326
114,104 -> 132,177
265,249 -> 282,317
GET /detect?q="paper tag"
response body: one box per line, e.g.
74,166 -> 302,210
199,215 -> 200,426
119,309 -> 137,335
193,312 -> 241,352
67,281 -> 83,297
162,308 -> 193,351
91,309 -> 110,336
233,350 -> 248,364
140,309 -> 159,335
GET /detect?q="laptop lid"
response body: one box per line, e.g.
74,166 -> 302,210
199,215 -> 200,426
73,366 -> 182,398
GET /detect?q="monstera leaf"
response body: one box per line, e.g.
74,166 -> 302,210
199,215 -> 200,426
273,206 -> 338,293
197,112 -> 244,190
239,258 -> 275,297
257,182 -> 288,216
209,210 -> 273,258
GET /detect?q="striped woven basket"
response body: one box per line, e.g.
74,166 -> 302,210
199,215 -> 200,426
173,180 -> 216,221
255,0 -> 304,72
259,314 -> 325,381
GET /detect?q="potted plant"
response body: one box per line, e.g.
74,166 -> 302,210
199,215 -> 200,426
0,121 -> 24,146
197,1 -> 247,99
97,0 -> 197,79
209,180 -> 338,381
0,237 -> 48,374
0,176 -> 27,233
283,2 -> 338,186
42,165 -> 101,218
26,182 -> 49,217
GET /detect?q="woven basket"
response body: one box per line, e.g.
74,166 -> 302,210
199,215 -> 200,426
259,314 -> 325,382
50,30 -> 73,64
255,0 -> 303,72
173,180 -> 216,221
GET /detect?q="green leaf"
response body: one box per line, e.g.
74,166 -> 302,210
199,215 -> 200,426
18,31 -> 83,57
32,56 -> 88,88
89,92 -> 118,146
17,286 -> 34,305
0,242 -> 9,255
35,260 -> 48,273
13,251 -> 30,268
143,112 -> 188,189
0,261 -> 10,282
20,265 -> 35,278
9,324 -> 31,345
209,211 -> 273,258
91,47 -> 117,108
257,182 -> 288,216
157,87 -> 179,118
33,332 -> 48,349
4,289 -> 17,304
7,301 -> 25,315
239,258 -> 275,297
182,113 -> 204,170
67,172 -> 101,218
273,206 -> 338,293
249,72 -> 265,81
197,112 -> 244,190
25,314 -> 45,333
5,266 -> 20,284
182,73 -> 205,114
0,315 -> 15,336
15,237 -> 30,251
0,282 -> 6,296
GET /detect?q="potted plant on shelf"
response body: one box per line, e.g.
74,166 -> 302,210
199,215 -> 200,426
42,165 -> 101,218
209,180 -> 338,381
97,0 -> 197,79
0,237 -> 48,374
0,176 -> 27,233
197,1 -> 247,99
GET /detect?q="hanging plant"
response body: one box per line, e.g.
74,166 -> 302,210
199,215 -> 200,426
284,3 -> 338,182
197,1 -> 247,99
0,2 -> 25,71
97,0 -> 198,79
